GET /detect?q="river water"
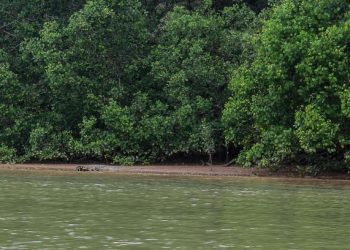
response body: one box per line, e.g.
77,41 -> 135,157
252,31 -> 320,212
1,170 -> 350,249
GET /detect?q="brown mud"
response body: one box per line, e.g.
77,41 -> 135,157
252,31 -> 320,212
0,164 -> 349,180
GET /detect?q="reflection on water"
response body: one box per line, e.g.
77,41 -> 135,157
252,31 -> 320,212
1,171 -> 350,249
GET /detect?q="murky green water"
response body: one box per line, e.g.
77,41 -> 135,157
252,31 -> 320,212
1,171 -> 350,249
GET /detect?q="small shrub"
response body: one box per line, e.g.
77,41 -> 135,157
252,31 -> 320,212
0,145 -> 16,163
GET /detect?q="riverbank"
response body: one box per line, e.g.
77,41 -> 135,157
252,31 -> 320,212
0,164 -> 349,180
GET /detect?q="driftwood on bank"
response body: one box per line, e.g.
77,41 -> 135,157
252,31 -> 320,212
225,158 -> 235,167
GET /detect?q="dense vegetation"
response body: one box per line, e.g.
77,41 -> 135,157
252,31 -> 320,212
1,0 -> 349,173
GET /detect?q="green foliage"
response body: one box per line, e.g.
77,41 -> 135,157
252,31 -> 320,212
113,155 -> 139,166
295,105 -> 339,154
237,127 -> 295,168
148,4 -> 257,161
0,145 -> 17,163
27,126 -> 73,161
223,0 -> 350,171
0,59 -> 31,155
3,0 -> 350,173
23,0 -> 149,129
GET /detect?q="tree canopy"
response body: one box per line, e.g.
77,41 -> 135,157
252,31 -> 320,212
223,0 -> 350,172
1,0 -> 350,173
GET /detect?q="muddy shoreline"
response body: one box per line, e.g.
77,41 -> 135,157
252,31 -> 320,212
0,164 -> 349,180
